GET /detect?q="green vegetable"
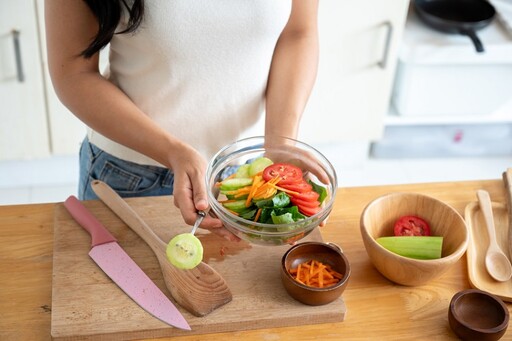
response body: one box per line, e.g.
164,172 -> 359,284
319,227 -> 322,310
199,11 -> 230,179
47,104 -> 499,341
260,205 -> 304,225
248,157 -> 273,176
220,177 -> 253,191
235,164 -> 251,178
216,157 -> 326,246
255,192 -> 290,208
222,199 -> 248,213
310,180 -> 327,204
376,236 -> 443,260
166,233 -> 203,269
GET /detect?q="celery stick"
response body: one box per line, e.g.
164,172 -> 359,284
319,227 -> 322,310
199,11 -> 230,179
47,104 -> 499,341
376,236 -> 443,260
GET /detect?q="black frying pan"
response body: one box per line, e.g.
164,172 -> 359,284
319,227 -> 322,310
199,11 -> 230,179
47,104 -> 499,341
414,0 -> 496,53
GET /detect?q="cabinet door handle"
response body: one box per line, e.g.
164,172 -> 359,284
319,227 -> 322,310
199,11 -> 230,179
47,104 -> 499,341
11,29 -> 25,83
378,21 -> 393,69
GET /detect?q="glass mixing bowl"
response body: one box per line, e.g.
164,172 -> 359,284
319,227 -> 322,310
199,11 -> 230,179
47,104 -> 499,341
206,136 -> 338,246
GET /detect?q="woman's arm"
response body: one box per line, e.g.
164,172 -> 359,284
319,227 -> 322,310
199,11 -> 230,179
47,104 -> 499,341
264,0 -> 319,141
45,0 -> 230,235
45,0 -> 180,169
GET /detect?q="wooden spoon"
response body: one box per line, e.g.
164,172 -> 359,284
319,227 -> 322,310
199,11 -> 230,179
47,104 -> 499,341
477,189 -> 512,282
91,180 -> 232,316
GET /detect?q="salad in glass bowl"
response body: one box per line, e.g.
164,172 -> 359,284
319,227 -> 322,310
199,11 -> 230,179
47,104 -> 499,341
206,136 -> 338,246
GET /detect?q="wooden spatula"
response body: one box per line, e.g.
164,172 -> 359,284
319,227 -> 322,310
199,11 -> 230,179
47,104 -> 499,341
91,180 -> 232,317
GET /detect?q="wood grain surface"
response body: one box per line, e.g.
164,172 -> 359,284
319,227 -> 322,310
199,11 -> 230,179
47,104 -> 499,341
466,201 -> 512,302
1,179 -> 511,341
51,199 -> 345,340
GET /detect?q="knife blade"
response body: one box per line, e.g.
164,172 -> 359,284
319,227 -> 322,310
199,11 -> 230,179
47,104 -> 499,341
63,195 -> 190,331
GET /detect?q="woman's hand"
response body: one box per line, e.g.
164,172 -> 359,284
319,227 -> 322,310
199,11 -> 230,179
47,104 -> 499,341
169,143 -> 239,242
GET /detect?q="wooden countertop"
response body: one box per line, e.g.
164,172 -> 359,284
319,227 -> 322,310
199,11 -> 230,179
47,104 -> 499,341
0,179 -> 509,341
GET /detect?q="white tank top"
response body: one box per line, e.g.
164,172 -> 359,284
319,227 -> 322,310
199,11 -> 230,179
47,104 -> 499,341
88,0 -> 292,166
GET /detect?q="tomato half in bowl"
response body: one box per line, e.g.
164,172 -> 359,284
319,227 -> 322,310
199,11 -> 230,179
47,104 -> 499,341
394,215 -> 431,236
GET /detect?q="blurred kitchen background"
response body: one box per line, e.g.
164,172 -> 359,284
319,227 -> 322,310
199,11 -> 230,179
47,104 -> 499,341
1,0 -> 512,205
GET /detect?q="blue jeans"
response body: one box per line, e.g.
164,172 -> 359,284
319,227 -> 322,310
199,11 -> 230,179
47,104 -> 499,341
78,137 -> 174,200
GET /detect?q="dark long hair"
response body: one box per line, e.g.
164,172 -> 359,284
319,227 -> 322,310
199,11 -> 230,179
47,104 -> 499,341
81,0 -> 145,58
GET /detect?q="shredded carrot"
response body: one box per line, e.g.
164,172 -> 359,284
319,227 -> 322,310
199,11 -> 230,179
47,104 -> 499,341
269,184 -> 299,196
288,260 -> 343,288
254,208 -> 262,222
252,176 -> 281,200
217,199 -> 240,204
245,175 -> 264,207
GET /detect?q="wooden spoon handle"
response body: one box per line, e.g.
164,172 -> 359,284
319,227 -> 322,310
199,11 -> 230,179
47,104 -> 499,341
91,180 -> 167,253
477,190 -> 499,249
91,180 -> 232,316
503,169 -> 512,259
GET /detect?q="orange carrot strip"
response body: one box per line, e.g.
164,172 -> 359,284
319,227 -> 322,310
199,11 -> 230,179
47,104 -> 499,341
288,259 -> 343,288
323,270 -> 334,279
270,184 -> 300,195
254,208 -> 262,222
309,260 -> 315,277
332,271 -> 344,279
245,175 -> 263,207
217,199 -> 239,203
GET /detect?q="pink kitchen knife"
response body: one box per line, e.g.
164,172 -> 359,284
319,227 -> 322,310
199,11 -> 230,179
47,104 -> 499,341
63,195 -> 191,331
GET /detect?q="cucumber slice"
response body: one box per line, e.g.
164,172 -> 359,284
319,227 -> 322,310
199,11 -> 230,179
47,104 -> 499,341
235,164 -> 251,178
166,233 -> 204,269
376,236 -> 443,260
220,177 -> 253,191
248,157 -> 273,177
222,199 -> 248,213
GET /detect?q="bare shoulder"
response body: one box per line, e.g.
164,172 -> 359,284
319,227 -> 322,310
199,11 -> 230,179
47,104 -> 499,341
45,0 -> 99,73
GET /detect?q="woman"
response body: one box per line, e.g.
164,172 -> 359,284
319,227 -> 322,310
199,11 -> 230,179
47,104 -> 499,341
45,0 -> 319,240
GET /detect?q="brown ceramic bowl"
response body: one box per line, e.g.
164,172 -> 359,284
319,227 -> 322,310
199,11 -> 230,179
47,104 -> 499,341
360,192 -> 469,286
449,289 -> 509,341
281,242 -> 350,305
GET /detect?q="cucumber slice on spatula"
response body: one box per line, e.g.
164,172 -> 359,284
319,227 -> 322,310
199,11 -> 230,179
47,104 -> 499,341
166,211 -> 206,270
166,233 -> 204,269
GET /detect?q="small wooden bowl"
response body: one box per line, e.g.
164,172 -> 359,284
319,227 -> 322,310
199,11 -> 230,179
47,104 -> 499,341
281,242 -> 350,305
360,192 -> 469,286
449,289 -> 509,341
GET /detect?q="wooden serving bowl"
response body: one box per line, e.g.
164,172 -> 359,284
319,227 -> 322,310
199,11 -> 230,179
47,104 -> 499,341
449,289 -> 509,341
360,192 -> 469,286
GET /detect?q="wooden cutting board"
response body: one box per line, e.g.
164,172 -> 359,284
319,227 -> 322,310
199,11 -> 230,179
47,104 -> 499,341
51,196 -> 346,340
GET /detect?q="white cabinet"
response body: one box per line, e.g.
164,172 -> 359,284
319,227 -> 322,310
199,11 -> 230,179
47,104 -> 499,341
300,0 -> 410,144
0,0 -> 50,160
0,0 -> 85,161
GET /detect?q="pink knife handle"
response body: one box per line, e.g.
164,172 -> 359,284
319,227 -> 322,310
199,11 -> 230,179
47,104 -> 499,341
64,195 -> 117,247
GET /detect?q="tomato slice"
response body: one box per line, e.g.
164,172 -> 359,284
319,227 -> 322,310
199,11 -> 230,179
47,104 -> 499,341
290,190 -> 319,202
263,163 -> 303,185
290,196 -> 320,208
280,180 -> 312,193
297,204 -> 321,217
394,215 -> 431,236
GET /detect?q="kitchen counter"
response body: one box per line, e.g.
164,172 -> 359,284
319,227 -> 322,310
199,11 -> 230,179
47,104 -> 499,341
0,179 -> 509,340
